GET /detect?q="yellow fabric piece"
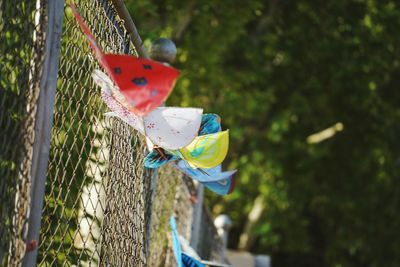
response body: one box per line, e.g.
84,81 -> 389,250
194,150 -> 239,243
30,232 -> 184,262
178,130 -> 229,169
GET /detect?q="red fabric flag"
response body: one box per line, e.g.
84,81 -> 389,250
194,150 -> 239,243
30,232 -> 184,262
70,3 -> 179,116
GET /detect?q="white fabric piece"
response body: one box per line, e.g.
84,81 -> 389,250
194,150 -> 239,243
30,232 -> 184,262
144,107 -> 203,150
93,69 -> 202,150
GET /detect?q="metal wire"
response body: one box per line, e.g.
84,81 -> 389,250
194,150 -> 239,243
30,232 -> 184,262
146,166 -> 182,267
0,0 -> 47,265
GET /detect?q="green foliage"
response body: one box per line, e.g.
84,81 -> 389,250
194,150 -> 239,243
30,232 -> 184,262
126,1 -> 400,266
0,1 -> 40,264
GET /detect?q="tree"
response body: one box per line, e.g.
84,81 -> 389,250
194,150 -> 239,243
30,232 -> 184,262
126,1 -> 400,266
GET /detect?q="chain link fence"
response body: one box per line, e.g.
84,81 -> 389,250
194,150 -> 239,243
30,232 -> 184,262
0,0 -> 226,266
37,1 -> 148,265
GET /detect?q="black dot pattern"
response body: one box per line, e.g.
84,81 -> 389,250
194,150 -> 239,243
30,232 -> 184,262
143,64 -> 152,70
131,77 -> 147,86
114,67 -> 122,74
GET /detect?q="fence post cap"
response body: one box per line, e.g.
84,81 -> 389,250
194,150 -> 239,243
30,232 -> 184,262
150,38 -> 177,63
214,214 -> 232,230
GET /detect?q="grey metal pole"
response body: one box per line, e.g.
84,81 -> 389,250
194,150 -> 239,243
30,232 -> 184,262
190,182 -> 204,251
22,0 -> 65,266
214,214 -> 232,262
111,0 -> 149,58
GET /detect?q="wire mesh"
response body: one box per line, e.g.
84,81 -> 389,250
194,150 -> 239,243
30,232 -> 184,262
0,0 -> 47,265
146,166 -> 181,267
147,169 -> 226,266
36,0 -> 146,266
174,177 -> 195,242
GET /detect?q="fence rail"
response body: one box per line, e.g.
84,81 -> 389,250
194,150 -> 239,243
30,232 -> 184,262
0,0 -> 225,266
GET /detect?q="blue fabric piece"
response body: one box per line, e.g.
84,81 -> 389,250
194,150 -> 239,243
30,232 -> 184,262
170,216 -> 182,267
175,160 -> 237,196
182,253 -> 206,267
199,114 -> 221,136
144,149 -> 177,168
170,216 -> 205,267
202,176 -> 236,195
176,160 -> 235,183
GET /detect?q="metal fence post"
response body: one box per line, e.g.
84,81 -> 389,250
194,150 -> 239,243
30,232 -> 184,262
22,0 -> 65,266
214,214 -> 232,262
190,183 -> 204,251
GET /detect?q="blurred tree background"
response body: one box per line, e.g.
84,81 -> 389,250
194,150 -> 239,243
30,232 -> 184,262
126,0 -> 400,266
